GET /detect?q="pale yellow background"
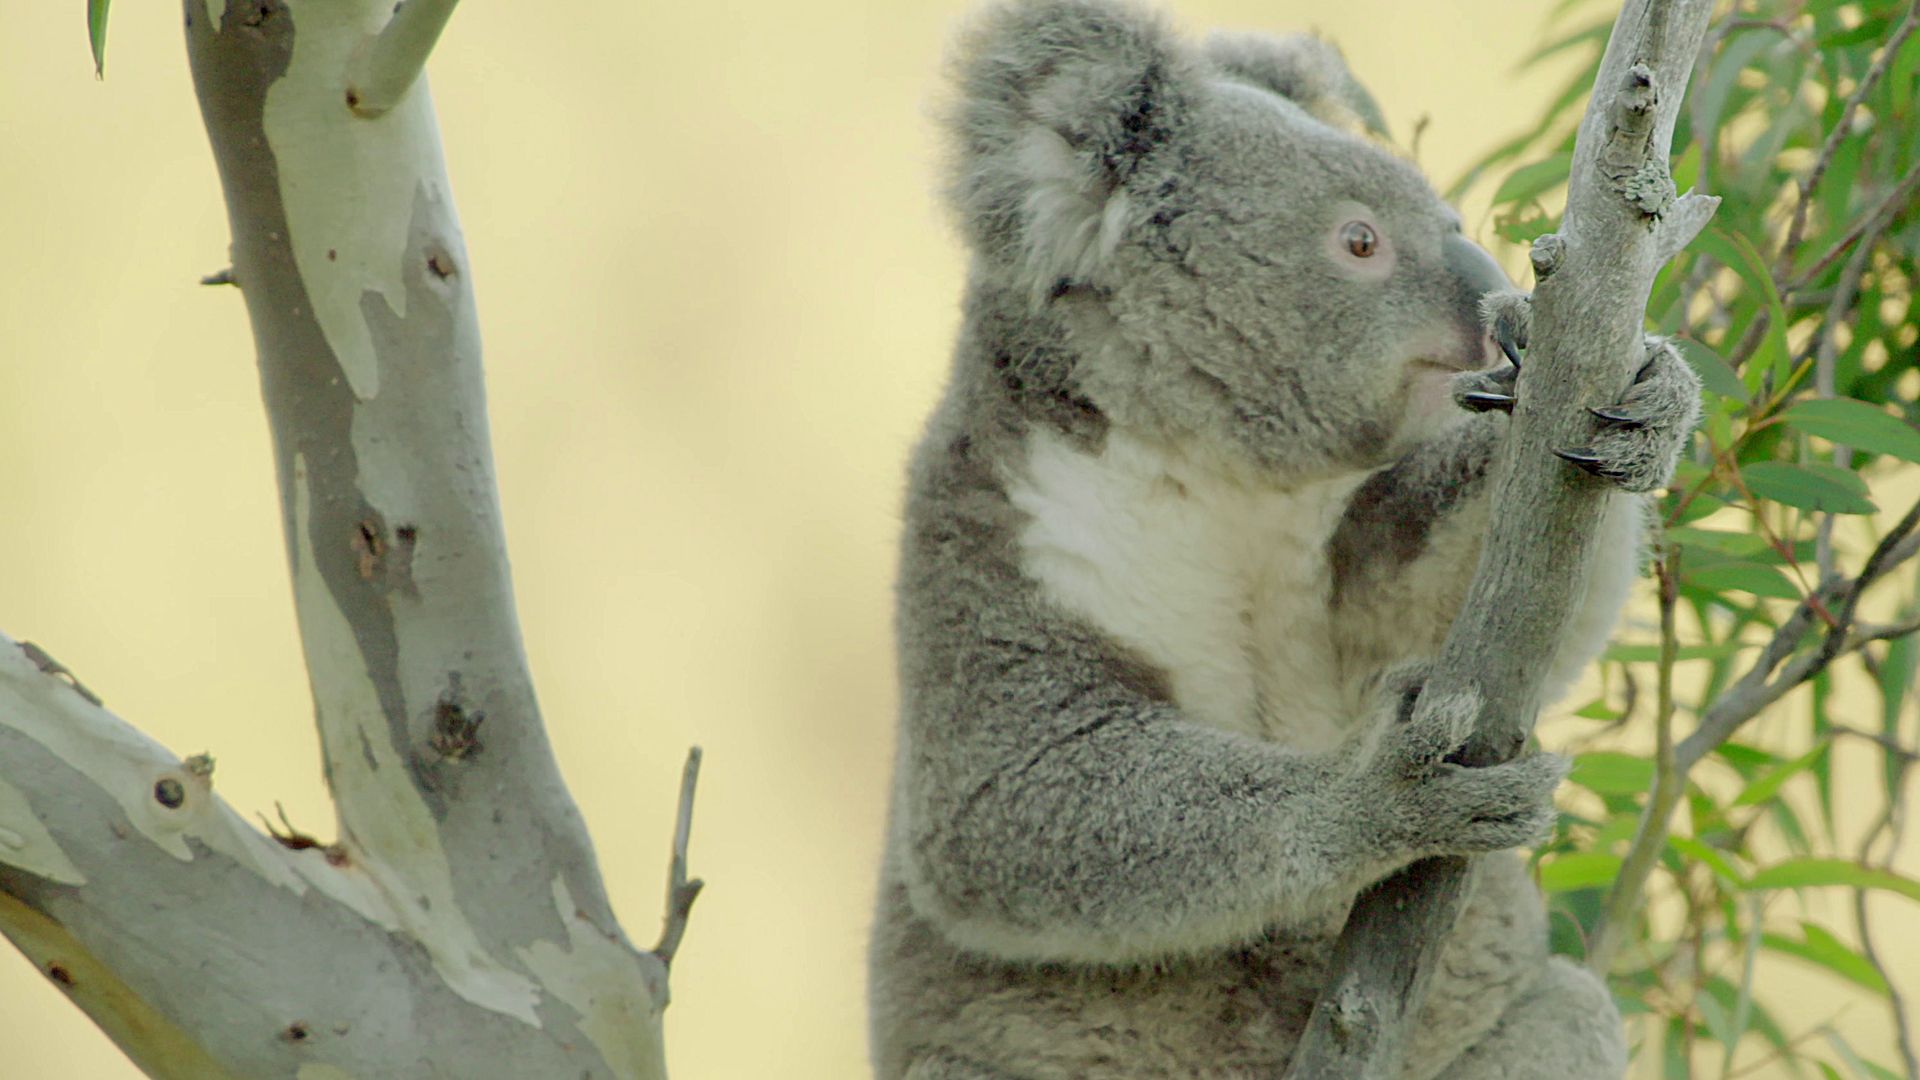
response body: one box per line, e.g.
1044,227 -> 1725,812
0,1 -> 1910,1078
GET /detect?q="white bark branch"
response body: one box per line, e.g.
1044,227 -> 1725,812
345,0 -> 460,118
0,1 -> 682,1075
1283,1 -> 1717,1074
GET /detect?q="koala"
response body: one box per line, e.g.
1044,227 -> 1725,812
870,3 -> 1700,1079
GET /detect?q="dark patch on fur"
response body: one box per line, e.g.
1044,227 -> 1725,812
1328,422 -> 1497,607
1105,63 -> 1170,182
1103,647 -> 1173,704
1327,466 -> 1434,608
972,285 -> 1110,447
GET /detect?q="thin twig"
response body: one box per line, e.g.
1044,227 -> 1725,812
1852,763 -> 1917,1080
1810,196 -> 1882,574
1676,496 -> 1920,769
652,746 -> 705,969
1589,550 -> 1685,974
1779,0 -> 1919,267
1828,723 -> 1920,761
1786,164 -> 1920,292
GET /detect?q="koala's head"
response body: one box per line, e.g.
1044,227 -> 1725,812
945,0 -> 1512,480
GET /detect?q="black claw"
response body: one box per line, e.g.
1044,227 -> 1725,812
1554,446 -> 1626,481
1460,391 -> 1517,414
1498,338 -> 1524,369
1587,405 -> 1643,426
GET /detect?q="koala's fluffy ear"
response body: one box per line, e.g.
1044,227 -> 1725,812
945,0 -> 1192,300
1204,31 -> 1390,141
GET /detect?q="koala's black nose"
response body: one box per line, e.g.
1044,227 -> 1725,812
1444,232 -> 1512,299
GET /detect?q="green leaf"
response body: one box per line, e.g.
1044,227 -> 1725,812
1726,231 -> 1793,391
1715,742 -> 1782,776
1683,562 -> 1803,600
1572,697 -> 1622,721
1696,30 -> 1777,142
1520,18 -> 1611,72
1494,209 -> 1558,246
1696,989 -> 1738,1050
1739,461 -> 1877,514
1784,398 -> 1920,463
1538,851 -> 1623,892
88,0 -> 111,77
1760,925 -> 1889,995
1604,639 -> 1748,663
1744,858 -> 1920,903
1667,835 -> 1746,886
1880,633 -> 1917,799
1891,21 -> 1920,116
1676,338 -> 1749,401
1665,525 -> 1771,557
1732,742 -> 1828,806
1690,229 -> 1790,391
1823,1029 -> 1902,1080
1491,152 -> 1575,207
1568,752 -> 1654,796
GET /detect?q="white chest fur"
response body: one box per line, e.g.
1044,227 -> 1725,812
1005,430 -> 1367,749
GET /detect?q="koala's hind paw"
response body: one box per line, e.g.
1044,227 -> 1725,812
1555,337 -> 1702,493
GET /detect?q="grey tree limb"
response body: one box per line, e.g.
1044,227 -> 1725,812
0,1 -> 689,1075
1282,1 -> 1717,1075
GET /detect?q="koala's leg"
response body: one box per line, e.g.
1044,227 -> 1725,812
903,1052 -> 1024,1080
1423,958 -> 1627,1080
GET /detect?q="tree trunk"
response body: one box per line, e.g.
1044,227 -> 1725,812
1283,0 -> 1719,1075
0,2 -> 681,1075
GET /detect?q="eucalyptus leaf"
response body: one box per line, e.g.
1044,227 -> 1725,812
1784,398 -> 1920,463
1683,562 -> 1802,600
88,0 -> 110,77
1538,852 -> 1624,892
1568,752 -> 1655,796
1744,858 -> 1920,903
1738,461 -> 1877,515
1676,338 -> 1748,401
1759,925 -> 1888,995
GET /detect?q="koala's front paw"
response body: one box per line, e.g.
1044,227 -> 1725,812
1554,337 -> 1702,493
1452,363 -> 1518,414
1453,291 -> 1533,414
1353,667 -> 1565,859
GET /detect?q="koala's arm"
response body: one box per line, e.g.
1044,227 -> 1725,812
892,445 -> 1562,965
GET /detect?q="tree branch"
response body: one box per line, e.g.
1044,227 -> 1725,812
652,746 -> 705,970
1584,496 -> 1920,973
1677,495 -> 1920,770
345,0 -> 460,118
1779,0 -> 1919,270
1284,1 -> 1717,1074
0,2 -> 685,1074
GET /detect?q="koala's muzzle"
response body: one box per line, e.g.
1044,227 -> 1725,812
1444,232 -> 1510,299
1443,232 -> 1514,368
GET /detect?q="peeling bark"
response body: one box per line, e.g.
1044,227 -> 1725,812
1283,1 -> 1719,1075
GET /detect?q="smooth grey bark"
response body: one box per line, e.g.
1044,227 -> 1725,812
1282,1 -> 1718,1075
0,1 -> 688,1076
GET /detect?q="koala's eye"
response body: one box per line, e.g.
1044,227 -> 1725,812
1342,221 -> 1378,258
